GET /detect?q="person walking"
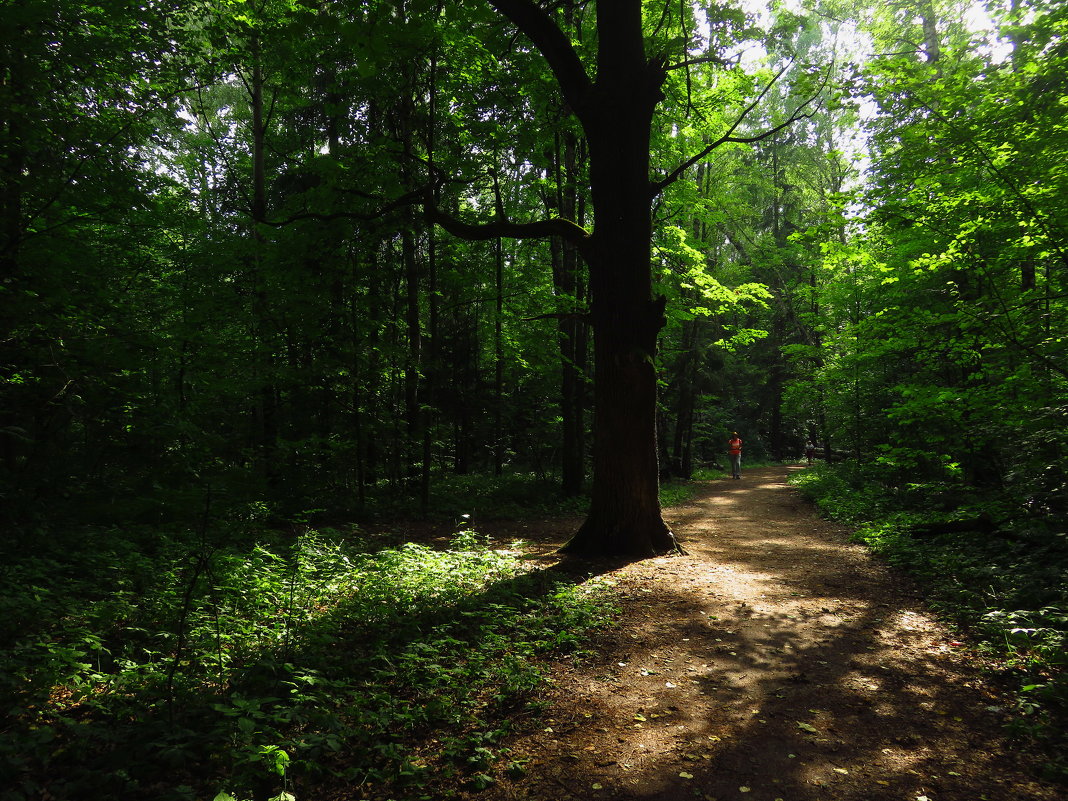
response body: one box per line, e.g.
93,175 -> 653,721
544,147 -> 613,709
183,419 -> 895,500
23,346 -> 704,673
727,432 -> 743,479
805,440 -> 816,465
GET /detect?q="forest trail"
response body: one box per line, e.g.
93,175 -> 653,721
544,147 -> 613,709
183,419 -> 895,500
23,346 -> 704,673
470,465 -> 1060,801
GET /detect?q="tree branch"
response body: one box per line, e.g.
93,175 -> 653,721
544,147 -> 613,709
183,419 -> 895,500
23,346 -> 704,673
426,202 -> 591,250
651,63 -> 823,196
256,185 -> 429,227
260,172 -> 592,254
912,96 -> 1068,272
521,311 -> 592,323
664,53 -> 731,72
486,0 -> 593,119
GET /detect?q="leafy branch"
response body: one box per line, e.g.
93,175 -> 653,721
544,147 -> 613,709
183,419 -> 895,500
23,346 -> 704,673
910,95 -> 1068,271
651,62 -> 824,196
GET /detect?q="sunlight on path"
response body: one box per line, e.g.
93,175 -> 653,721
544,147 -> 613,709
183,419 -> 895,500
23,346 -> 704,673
473,465 -> 1059,801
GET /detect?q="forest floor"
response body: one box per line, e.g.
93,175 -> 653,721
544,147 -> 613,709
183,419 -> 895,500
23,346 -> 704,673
448,464 -> 1061,801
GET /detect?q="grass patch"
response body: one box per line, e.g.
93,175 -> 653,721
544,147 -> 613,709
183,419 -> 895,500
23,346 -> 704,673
0,523 -> 618,800
660,480 -> 701,507
791,462 -> 1068,778
659,461 -> 780,507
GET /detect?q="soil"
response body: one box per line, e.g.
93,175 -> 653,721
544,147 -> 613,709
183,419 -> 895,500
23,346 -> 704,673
456,465 -> 1062,801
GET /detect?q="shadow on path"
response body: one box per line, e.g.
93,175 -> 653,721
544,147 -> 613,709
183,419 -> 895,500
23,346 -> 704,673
474,466 -> 1060,801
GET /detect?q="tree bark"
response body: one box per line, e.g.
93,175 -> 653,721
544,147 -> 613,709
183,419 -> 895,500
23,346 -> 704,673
444,0 -> 683,556
671,316 -> 699,479
494,235 -> 505,476
0,32 -> 27,478
422,51 -> 440,511
557,2 -> 678,556
248,31 -> 278,485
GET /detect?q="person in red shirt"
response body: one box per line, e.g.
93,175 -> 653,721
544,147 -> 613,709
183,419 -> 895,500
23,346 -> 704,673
727,432 -> 743,479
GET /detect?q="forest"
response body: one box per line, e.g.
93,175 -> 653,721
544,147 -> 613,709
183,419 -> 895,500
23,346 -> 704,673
1,0 -> 1066,799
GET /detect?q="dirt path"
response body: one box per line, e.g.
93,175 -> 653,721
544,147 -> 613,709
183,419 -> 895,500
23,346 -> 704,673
471,465 -> 1060,801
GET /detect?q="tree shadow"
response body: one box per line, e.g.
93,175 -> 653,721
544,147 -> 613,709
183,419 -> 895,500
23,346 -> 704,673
499,583 -> 1051,801
486,466 -> 1060,801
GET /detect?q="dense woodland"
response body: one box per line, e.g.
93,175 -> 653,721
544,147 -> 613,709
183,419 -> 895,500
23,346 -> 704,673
2,0 -> 1067,799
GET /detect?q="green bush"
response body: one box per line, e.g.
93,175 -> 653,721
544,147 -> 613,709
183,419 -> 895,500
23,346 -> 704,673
0,524 -> 618,800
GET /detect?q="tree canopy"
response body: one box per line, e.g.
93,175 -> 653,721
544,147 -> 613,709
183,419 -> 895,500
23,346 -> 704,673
0,0 -> 1063,546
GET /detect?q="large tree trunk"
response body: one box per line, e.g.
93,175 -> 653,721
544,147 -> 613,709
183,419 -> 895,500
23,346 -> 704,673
443,0 -> 683,555
559,2 -> 678,556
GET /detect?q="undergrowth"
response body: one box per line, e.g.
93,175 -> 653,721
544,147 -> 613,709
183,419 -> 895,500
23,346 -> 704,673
346,469 -> 737,523
332,473 -> 593,522
791,461 -> 1068,779
0,521 -> 618,801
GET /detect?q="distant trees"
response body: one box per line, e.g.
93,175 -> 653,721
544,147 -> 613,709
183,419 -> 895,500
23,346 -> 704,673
1,0 -> 586,527
788,0 -> 1068,515
6,0 -> 1061,555
0,1 -> 809,543
0,0 -> 191,519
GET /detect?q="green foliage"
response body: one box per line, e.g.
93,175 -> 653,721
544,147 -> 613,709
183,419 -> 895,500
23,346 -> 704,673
0,525 -> 618,800
5,0 -> 1068,785
781,12 -> 1068,773
360,472 -> 591,522
659,480 -> 702,508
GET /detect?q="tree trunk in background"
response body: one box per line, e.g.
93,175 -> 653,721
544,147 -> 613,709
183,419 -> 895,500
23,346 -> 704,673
420,229 -> 435,509
919,0 -> 942,65
453,320 -> 477,475
401,220 -> 421,482
671,316 -> 699,479
552,128 -> 587,497
766,135 -> 794,462
421,52 -> 441,511
398,88 -> 423,482
249,33 -> 278,484
349,249 -> 367,508
0,33 -> 26,479
494,235 -> 505,476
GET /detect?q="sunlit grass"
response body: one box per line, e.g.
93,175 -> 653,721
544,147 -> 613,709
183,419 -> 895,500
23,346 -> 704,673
0,524 -> 618,801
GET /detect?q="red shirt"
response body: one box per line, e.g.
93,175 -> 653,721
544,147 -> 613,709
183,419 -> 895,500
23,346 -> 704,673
728,438 -> 742,455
